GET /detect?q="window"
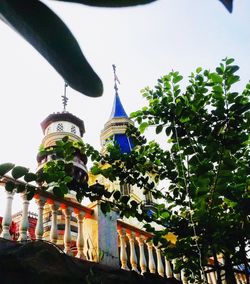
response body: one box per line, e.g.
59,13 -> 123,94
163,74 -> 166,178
120,183 -> 131,196
71,125 -> 76,134
56,123 -> 64,132
46,127 -> 51,134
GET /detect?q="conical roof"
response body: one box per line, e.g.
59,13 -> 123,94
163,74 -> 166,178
109,94 -> 128,119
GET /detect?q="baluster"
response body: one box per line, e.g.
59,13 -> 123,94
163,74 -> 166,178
0,191 -> 14,239
165,257 -> 173,278
205,267 -> 216,284
76,210 -> 86,259
147,242 -> 156,274
210,270 -> 217,284
63,206 -> 73,255
137,235 -> 147,274
35,197 -> 46,240
118,227 -> 129,270
155,246 -> 164,277
172,259 -> 181,280
18,192 -> 30,241
127,231 -> 139,273
50,201 -> 60,244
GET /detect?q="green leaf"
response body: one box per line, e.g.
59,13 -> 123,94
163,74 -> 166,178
196,67 -> 202,73
113,190 -> 121,200
64,176 -> 73,183
53,186 -> 64,198
59,183 -> 69,194
0,0 -> 103,97
226,58 -> 234,65
26,186 -> 35,200
156,125 -> 163,134
139,122 -> 149,134
121,195 -> 130,204
0,163 -> 15,176
11,166 -> 29,179
100,202 -> 110,214
210,73 -> 223,83
130,200 -> 138,208
160,211 -> 170,219
24,173 -> 37,182
5,181 -> 16,192
173,75 -> 183,84
16,184 -> 26,193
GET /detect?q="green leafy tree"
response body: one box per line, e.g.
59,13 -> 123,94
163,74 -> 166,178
0,0 -> 233,97
89,58 -> 250,283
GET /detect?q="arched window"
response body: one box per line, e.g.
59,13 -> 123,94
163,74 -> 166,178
56,123 -> 64,132
71,125 -> 76,134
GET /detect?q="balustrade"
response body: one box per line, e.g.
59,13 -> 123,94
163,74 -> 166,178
0,177 -> 249,283
117,220 -> 177,279
0,177 -> 93,260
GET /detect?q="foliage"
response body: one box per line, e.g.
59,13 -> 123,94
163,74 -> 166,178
0,0 -> 232,97
89,58 -> 250,283
0,57 -> 248,283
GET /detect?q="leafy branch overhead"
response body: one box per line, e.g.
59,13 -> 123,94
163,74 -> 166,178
0,0 -> 233,97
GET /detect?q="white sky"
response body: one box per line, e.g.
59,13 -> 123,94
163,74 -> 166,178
0,0 -> 250,214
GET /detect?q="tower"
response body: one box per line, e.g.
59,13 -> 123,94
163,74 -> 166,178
100,65 -> 134,155
36,86 -> 88,252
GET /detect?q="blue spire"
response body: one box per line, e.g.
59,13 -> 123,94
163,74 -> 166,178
109,94 -> 128,119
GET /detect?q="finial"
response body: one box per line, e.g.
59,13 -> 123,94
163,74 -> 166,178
61,81 -> 68,112
112,64 -> 120,96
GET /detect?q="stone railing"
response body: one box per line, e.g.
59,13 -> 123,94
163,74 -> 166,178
0,176 -> 93,259
117,220 -> 188,282
0,177 -> 249,283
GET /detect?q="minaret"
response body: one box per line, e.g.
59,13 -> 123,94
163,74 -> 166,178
37,83 -> 88,186
100,65 -> 134,154
36,84 -> 88,250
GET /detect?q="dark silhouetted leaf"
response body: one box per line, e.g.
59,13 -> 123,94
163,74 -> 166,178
53,0 -> 157,7
0,163 -> 15,176
5,181 -> 15,192
219,0 -> 233,12
24,173 -> 38,182
0,0 -> 103,97
11,166 -> 29,179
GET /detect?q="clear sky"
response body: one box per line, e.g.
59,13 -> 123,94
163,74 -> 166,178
0,0 -> 250,213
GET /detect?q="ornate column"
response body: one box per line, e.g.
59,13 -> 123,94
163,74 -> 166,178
50,201 -> 60,244
147,241 -> 156,274
76,210 -> 86,259
118,227 -> 129,270
127,231 -> 139,273
63,206 -> 73,255
18,192 -> 30,241
137,235 -> 147,274
155,246 -> 164,277
35,197 -> 46,240
0,191 -> 14,239
165,257 -> 173,278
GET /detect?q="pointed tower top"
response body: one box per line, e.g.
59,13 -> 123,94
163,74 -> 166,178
110,65 -> 128,119
61,82 -> 69,112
